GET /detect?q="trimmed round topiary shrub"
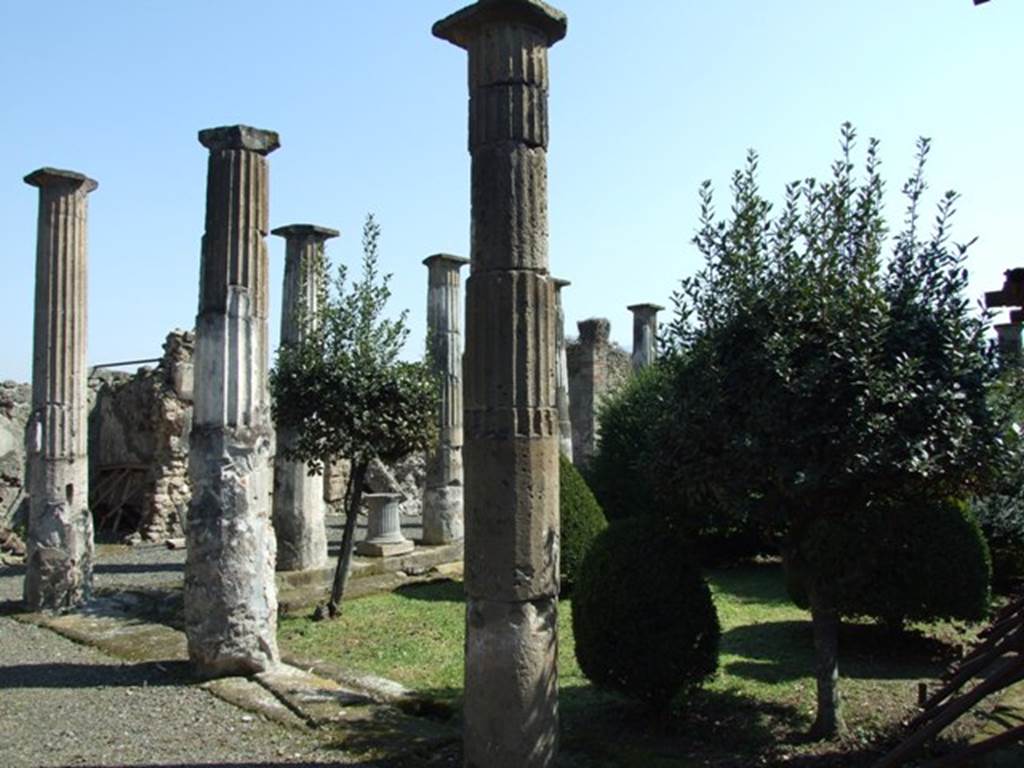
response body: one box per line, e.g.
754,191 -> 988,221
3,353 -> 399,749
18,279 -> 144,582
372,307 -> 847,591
559,453 -> 607,593
786,496 -> 991,626
572,517 -> 720,708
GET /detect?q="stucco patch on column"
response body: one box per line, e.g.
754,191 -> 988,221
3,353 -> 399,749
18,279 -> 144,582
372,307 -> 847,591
185,124 -> 280,678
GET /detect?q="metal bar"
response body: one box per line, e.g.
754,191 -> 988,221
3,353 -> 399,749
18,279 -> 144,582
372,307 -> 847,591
89,358 -> 161,371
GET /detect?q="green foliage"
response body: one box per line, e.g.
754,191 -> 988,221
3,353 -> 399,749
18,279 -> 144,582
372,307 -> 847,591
658,123 -> 1001,733
590,361 -> 774,564
270,214 -> 438,471
572,518 -> 720,709
559,453 -> 608,593
786,497 -> 991,625
588,364 -> 671,521
969,367 -> 1024,587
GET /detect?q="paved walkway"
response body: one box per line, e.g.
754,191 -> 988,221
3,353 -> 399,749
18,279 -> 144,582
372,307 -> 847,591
0,530 -> 459,768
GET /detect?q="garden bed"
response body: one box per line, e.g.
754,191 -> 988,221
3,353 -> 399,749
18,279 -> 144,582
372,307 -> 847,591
278,562 -> 1014,767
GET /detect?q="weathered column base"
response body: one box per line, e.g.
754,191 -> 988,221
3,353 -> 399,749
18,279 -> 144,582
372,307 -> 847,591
184,427 -> 278,677
464,596 -> 559,768
421,483 -> 464,545
24,460 -> 93,611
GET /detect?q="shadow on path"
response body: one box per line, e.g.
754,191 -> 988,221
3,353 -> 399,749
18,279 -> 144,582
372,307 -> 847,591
0,659 -> 192,688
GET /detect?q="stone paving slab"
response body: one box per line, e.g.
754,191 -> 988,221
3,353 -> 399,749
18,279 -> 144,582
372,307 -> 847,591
203,675 -> 310,731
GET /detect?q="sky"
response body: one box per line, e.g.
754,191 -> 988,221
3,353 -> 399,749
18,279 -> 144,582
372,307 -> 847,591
1,0 -> 1021,382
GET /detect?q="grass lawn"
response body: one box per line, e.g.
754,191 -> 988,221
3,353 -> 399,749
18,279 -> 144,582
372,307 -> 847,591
278,562 -> 987,767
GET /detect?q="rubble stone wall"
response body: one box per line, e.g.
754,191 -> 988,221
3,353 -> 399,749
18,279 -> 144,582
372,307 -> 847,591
88,330 -> 194,541
566,323 -> 632,467
0,381 -> 31,527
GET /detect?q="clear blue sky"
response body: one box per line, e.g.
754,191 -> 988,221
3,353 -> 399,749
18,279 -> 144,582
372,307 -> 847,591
1,1 -> 1020,381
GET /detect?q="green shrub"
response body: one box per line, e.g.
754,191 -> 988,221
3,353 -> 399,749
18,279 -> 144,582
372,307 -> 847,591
786,496 -> 991,626
588,364 -> 670,521
589,363 -> 773,565
559,453 -> 607,593
572,518 -> 720,708
971,492 -> 1024,588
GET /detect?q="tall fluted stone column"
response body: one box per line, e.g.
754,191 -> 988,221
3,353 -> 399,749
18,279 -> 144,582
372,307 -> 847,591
422,253 -> 469,545
23,167 -> 97,611
553,278 -> 573,460
270,224 -> 337,571
434,3 -> 567,766
628,303 -> 663,371
185,125 -> 279,677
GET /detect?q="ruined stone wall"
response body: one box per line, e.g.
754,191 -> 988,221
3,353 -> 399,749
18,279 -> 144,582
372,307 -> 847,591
88,330 -> 194,541
566,319 -> 632,468
323,453 -> 427,519
0,381 -> 31,528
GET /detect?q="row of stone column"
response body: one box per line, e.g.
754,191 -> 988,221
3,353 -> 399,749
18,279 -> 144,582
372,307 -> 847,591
19,159 -> 664,614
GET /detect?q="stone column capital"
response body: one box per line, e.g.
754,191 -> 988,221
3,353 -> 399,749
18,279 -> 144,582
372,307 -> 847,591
423,252 -> 471,270
271,224 -> 340,242
433,0 -> 567,49
198,125 -> 280,155
24,167 -> 98,194
627,302 -> 665,316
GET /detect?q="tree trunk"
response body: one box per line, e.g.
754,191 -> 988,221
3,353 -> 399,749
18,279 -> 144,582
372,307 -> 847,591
807,582 -> 844,739
327,458 -> 368,618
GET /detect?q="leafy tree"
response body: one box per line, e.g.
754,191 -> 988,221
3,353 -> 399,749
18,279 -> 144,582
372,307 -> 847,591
660,124 -> 1000,737
270,214 -> 438,617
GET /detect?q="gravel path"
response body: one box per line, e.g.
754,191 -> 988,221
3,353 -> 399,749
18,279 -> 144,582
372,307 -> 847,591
0,615 -> 367,768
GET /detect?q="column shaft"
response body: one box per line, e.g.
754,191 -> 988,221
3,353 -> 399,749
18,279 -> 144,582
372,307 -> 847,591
435,4 -> 567,766
628,303 -> 663,371
185,125 -> 280,677
553,279 -> 572,460
271,225 -> 336,571
23,167 -> 97,611
423,254 -> 469,545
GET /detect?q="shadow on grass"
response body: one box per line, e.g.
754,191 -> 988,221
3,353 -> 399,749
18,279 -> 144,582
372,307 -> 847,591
558,682 -> 806,767
393,580 -> 464,603
724,620 -> 953,684
709,562 -> 794,607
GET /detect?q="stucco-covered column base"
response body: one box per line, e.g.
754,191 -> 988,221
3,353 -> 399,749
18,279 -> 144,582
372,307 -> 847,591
185,426 -> 278,677
273,441 -> 327,572
464,596 -> 558,768
422,480 -> 463,545
24,458 -> 93,611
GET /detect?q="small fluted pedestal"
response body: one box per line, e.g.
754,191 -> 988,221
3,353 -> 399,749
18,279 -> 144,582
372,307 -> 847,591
356,493 -> 413,557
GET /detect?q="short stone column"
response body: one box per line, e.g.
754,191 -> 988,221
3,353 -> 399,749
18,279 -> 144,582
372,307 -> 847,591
996,322 -> 1022,365
270,224 -> 337,571
23,167 -> 97,611
435,3 -> 567,766
356,493 -> 413,557
422,253 -> 470,545
185,125 -> 280,677
553,278 -> 573,461
628,302 -> 663,370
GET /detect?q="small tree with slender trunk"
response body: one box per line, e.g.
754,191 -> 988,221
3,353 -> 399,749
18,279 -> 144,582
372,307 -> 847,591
661,124 -> 1000,738
270,214 -> 438,617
